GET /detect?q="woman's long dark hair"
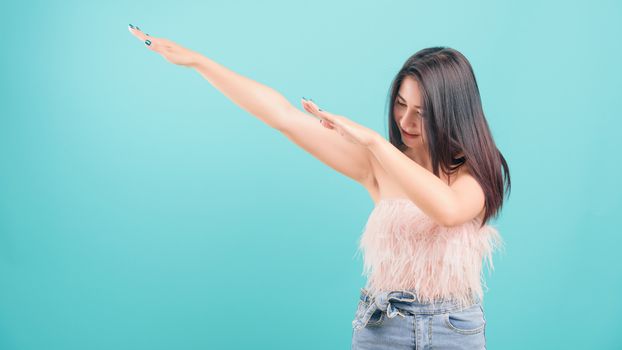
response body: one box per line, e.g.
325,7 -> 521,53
386,47 -> 511,227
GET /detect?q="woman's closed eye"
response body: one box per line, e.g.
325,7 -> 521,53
397,101 -> 422,116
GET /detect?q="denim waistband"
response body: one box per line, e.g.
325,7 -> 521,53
352,287 -> 481,331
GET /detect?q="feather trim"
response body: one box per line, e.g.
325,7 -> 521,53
355,198 -> 505,309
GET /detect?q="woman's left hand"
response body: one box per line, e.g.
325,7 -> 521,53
128,24 -> 200,67
301,98 -> 379,148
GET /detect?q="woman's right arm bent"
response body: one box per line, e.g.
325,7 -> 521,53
128,25 -> 376,187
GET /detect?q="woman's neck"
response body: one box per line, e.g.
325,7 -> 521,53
402,146 -> 432,173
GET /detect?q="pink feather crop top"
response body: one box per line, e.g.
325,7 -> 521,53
355,197 -> 504,309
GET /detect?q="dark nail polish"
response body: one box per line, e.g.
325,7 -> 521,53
145,39 -> 151,46
302,96 -> 307,100
136,26 -> 140,30
319,108 -> 323,111
129,24 -> 135,28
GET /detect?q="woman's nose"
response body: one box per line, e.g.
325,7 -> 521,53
400,119 -> 418,130
401,115 -> 420,128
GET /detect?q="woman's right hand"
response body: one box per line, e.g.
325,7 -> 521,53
128,24 -> 200,67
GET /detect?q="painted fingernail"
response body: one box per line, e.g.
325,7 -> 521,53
319,108 -> 323,111
145,39 -> 151,46
136,26 -> 141,30
302,96 -> 307,100
129,24 -> 135,28
146,33 -> 150,36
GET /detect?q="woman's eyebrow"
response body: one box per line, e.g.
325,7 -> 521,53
397,93 -> 421,108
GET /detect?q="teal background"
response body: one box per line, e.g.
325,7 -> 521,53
1,0 -> 620,349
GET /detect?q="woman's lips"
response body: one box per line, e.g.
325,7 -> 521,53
402,129 -> 419,137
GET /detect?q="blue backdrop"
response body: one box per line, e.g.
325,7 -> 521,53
1,0 -> 620,349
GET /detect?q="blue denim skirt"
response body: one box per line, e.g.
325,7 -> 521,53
351,288 -> 487,350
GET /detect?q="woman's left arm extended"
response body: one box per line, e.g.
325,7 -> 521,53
302,99 -> 484,227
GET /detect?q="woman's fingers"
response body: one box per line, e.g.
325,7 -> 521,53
302,100 -> 318,116
322,121 -> 335,129
301,100 -> 335,128
128,24 -> 149,41
302,98 -> 335,130
301,98 -> 335,123
128,24 -> 165,51
128,26 -> 198,66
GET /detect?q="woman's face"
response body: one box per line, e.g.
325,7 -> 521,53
394,76 -> 426,147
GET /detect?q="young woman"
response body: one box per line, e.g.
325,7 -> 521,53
128,24 -> 510,349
